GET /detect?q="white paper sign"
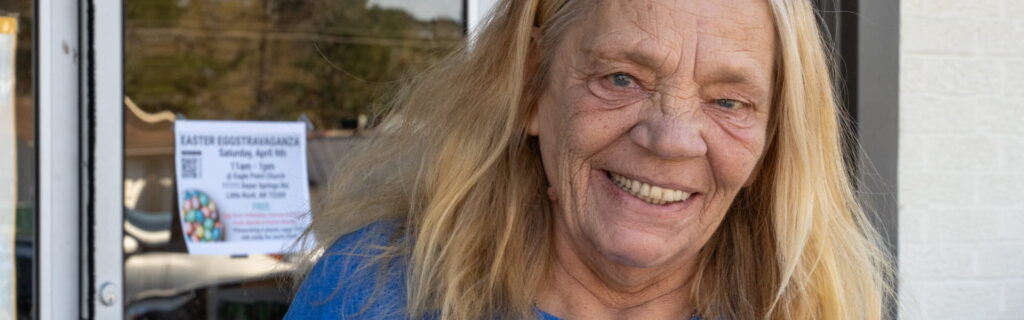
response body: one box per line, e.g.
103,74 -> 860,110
174,120 -> 311,255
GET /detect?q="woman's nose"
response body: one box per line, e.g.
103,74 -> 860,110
629,97 -> 709,160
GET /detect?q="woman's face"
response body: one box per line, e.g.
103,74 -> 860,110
530,0 -> 776,269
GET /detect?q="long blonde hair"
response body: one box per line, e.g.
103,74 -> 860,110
299,0 -> 893,319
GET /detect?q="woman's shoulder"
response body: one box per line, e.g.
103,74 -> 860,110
284,222 -> 573,320
285,221 -> 409,319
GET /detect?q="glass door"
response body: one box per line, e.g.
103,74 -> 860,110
122,0 -> 467,318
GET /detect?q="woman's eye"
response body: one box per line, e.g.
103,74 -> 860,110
715,99 -> 743,109
609,73 -> 638,88
586,71 -> 650,105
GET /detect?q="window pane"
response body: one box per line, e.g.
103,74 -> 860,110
125,0 -> 464,128
123,0 -> 465,318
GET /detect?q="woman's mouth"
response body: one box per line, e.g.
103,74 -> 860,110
606,171 -> 692,206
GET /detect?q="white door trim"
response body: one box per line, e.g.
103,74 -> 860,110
37,0 -> 81,318
84,0 -> 125,318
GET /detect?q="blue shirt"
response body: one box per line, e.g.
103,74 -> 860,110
285,222 -> 699,320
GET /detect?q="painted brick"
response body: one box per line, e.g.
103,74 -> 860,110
1004,209 -> 1024,240
927,0 -> 1005,18
976,174 -> 1024,206
1006,281 -> 1024,316
893,1 -> 1023,317
900,208 -> 929,244
924,135 -> 999,171
903,16 -> 977,55
927,209 -> 1002,243
901,173 -> 976,206
975,245 -> 1024,278
1009,0 -> 1024,18
1001,137 -> 1024,172
900,56 -> 927,94
900,134 -> 929,173
975,97 -> 1024,134
1005,60 -> 1024,97
924,58 -> 1004,96
901,245 -> 975,280
916,282 -> 1003,320
902,96 -> 976,134
977,21 -> 1024,56
902,0 -> 925,13
897,281 -> 929,319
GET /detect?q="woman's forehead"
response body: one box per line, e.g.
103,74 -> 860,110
568,0 -> 776,85
586,0 -> 775,30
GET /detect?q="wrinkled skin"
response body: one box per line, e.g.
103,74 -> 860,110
528,0 -> 777,318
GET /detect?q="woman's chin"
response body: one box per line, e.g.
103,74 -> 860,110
591,229 -> 688,269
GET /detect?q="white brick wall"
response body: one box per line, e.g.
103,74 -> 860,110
900,0 -> 1024,319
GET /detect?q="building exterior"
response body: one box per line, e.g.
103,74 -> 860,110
899,0 -> 1024,318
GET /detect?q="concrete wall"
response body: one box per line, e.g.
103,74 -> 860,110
900,0 -> 1024,318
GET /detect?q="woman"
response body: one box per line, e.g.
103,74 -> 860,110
286,0 -> 892,319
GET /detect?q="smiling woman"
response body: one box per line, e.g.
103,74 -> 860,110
286,0 -> 893,319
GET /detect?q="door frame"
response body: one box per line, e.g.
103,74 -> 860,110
81,0 -> 125,318
36,0 -> 124,318
36,0 -> 83,318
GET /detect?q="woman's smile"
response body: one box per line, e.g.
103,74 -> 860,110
604,170 -> 695,206
590,168 -> 706,237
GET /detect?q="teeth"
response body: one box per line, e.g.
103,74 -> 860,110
650,186 -> 663,200
608,172 -> 691,205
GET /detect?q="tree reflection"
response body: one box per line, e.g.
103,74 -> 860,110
126,0 -> 463,129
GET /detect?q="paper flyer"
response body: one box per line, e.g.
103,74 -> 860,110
174,120 -> 311,255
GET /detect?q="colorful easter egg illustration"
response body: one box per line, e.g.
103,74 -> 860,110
181,190 -> 226,242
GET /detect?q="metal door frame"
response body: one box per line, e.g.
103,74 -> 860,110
82,0 -> 125,318
36,0 -> 83,318
37,0 -> 123,318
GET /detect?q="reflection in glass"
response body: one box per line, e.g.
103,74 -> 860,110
124,0 -> 465,317
0,0 -> 36,318
126,0 -> 464,129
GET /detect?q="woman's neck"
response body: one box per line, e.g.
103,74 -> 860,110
535,223 -> 697,320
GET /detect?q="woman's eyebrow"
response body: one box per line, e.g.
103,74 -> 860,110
583,42 -> 669,71
701,68 -> 770,98
705,69 -> 748,84
622,48 -> 670,71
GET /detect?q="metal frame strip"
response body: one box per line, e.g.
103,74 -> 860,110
82,0 -> 125,318
36,0 -> 81,318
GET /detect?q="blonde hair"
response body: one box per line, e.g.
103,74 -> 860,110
298,0 -> 893,319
